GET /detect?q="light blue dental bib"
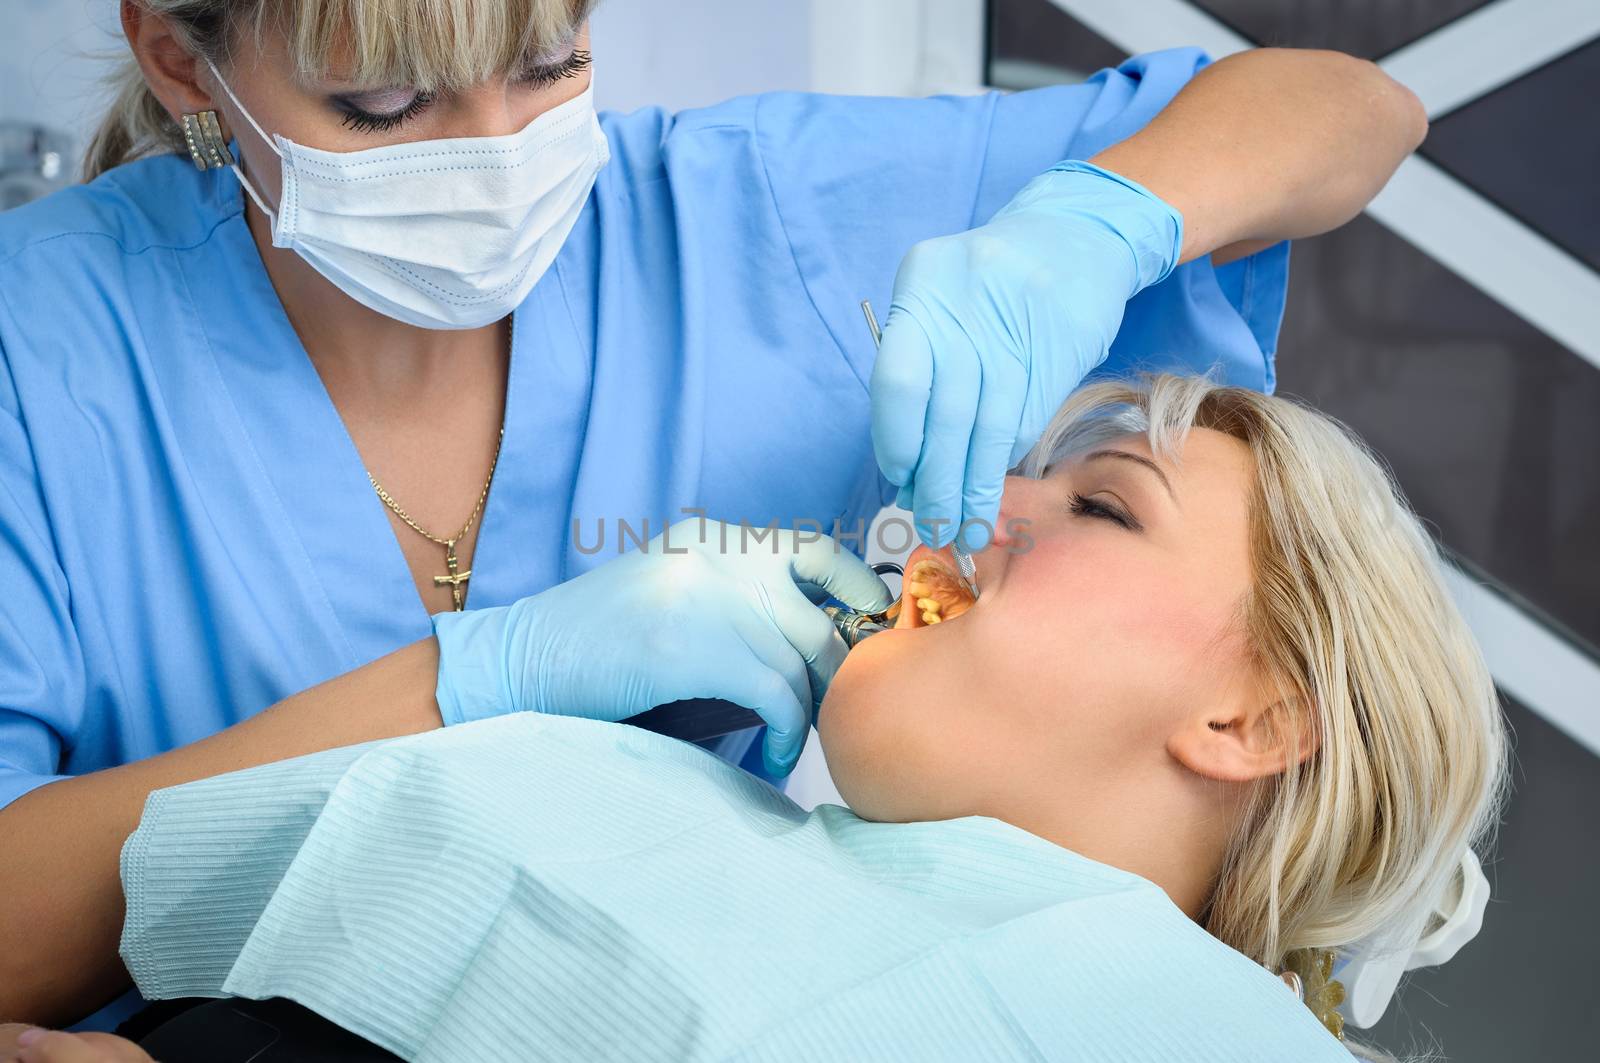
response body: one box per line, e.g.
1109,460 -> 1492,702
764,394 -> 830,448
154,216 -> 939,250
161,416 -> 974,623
121,714 -> 1347,1062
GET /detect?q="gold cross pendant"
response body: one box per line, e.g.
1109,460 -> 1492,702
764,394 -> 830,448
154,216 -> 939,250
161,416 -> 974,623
433,539 -> 473,611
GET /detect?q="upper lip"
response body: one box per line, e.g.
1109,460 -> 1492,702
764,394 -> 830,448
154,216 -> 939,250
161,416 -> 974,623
904,544 -> 966,587
893,545 -> 977,628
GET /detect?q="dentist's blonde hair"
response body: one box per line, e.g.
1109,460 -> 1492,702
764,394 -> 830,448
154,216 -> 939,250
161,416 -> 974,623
86,0 -> 596,179
1022,374 -> 1507,1035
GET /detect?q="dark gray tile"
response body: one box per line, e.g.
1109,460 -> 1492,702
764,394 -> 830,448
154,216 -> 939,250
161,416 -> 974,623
1364,696 -> 1600,1062
1275,214 -> 1600,655
986,0 -> 1127,90
1189,0 -> 1495,59
1423,38 -> 1600,273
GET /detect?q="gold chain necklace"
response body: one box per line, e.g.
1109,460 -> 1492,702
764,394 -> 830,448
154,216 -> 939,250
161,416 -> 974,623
368,425 -> 505,612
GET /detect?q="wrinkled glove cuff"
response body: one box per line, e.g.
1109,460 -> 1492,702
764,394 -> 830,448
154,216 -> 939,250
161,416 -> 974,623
1040,160 -> 1185,291
431,606 -> 518,727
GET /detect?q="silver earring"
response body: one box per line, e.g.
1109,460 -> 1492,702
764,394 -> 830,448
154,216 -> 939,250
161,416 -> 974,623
181,110 -> 234,171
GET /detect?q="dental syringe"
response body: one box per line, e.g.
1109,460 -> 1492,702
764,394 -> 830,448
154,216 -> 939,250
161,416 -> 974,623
625,561 -> 904,744
823,605 -> 892,648
824,561 -> 904,649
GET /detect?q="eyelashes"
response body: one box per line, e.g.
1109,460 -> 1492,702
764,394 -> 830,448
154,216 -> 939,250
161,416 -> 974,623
335,48 -> 594,134
518,48 -> 592,88
1068,492 -> 1142,532
337,90 -> 437,134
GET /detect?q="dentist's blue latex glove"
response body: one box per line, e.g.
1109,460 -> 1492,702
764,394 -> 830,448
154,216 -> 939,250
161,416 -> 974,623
871,161 -> 1184,550
430,519 -> 894,778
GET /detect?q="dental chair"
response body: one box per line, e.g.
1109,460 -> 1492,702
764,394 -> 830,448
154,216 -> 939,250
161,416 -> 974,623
122,997 -> 399,1061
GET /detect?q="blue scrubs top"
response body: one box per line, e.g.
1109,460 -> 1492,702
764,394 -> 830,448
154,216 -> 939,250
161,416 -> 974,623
0,46 -> 1287,1026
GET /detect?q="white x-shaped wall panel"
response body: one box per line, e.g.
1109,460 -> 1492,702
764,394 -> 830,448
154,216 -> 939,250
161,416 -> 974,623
1052,0 -> 1600,371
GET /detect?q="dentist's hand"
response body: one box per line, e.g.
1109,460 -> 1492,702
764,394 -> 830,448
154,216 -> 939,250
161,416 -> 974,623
431,520 -> 894,777
871,161 -> 1183,550
0,1024 -> 153,1062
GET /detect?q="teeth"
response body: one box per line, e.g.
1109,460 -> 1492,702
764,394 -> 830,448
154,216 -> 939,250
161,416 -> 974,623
897,556 -> 975,630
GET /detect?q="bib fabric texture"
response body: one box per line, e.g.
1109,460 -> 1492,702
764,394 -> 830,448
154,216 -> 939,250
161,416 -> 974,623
121,714 -> 1347,1062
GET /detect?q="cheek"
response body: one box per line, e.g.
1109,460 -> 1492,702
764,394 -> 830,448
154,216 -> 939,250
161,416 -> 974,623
975,541 -> 1232,721
991,541 -> 1181,643
236,137 -> 285,202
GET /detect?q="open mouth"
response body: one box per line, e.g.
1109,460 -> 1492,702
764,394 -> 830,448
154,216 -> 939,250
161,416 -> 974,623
889,546 -> 978,630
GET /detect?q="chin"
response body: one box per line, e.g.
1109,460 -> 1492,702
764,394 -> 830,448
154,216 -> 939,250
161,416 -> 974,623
821,627 -> 974,821
817,548 -> 980,820
815,637 -> 901,817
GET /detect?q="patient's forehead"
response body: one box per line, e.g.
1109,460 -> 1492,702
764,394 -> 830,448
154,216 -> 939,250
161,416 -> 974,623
1055,426 -> 1255,500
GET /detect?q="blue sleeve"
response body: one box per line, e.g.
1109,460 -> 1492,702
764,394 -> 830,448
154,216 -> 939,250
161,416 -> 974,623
0,329 -> 85,812
754,46 -> 1291,407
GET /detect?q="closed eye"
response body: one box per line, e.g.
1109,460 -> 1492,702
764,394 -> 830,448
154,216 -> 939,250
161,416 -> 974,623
329,48 -> 591,135
333,90 -> 437,134
517,48 -> 593,88
1068,492 -> 1142,532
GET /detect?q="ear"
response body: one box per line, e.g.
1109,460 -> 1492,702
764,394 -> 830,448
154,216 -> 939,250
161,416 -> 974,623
122,0 -> 214,122
1168,685 -> 1320,784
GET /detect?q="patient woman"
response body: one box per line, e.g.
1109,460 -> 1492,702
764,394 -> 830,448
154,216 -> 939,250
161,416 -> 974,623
11,375 -> 1506,1062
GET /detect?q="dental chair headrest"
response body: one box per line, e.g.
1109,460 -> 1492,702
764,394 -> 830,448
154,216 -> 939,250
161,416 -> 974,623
1336,849 -> 1491,1028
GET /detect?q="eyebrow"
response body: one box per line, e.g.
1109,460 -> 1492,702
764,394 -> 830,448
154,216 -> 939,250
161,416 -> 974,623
1082,449 -> 1178,505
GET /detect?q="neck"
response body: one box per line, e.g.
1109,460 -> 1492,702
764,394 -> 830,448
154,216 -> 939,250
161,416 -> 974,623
999,758 -> 1243,921
245,204 -> 508,408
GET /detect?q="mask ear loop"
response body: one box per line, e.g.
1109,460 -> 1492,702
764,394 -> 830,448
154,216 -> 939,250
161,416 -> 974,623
202,58 -> 282,224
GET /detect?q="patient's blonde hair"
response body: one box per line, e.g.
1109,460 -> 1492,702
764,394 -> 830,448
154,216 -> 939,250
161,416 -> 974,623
86,0 -> 596,179
1021,374 -> 1508,1004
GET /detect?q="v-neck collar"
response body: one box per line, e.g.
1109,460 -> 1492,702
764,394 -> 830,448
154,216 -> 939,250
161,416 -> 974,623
189,204 -> 523,665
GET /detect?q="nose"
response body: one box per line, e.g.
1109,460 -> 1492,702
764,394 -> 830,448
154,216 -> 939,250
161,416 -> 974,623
450,83 -> 527,139
450,64 -> 594,139
990,475 -> 1039,552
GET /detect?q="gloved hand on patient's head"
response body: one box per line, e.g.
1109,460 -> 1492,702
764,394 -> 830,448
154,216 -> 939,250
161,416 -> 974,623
430,519 -> 894,778
872,161 -> 1183,550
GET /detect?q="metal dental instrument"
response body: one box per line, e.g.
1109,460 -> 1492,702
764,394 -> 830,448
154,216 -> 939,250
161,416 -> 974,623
626,561 -> 906,744
824,561 -> 904,649
861,298 -> 884,347
860,299 -> 982,604
949,541 -> 980,602
633,300 -> 997,747
823,606 -> 892,647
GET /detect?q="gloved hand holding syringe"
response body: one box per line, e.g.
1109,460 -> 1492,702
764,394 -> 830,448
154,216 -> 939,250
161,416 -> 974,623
431,518 -> 896,778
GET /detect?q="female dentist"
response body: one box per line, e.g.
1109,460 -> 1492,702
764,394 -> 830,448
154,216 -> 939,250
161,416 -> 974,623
0,0 -> 1426,1037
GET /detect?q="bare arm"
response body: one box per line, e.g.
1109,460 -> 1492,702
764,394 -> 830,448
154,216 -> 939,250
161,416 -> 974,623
1091,48 -> 1428,265
0,636 -> 445,1026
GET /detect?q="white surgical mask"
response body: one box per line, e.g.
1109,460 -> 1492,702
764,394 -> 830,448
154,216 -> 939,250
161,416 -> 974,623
207,60 -> 611,330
